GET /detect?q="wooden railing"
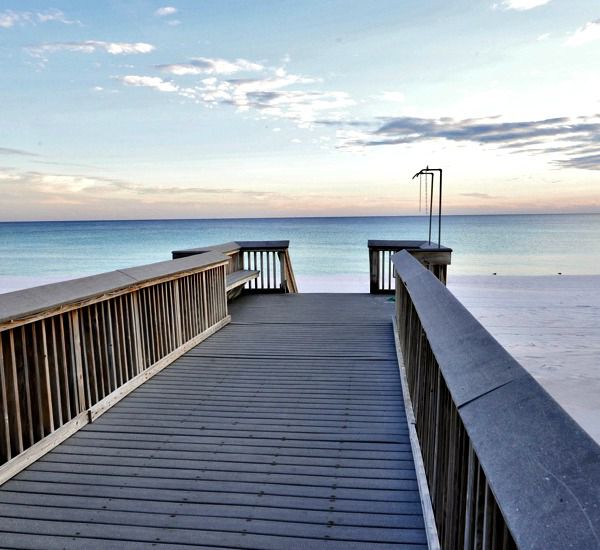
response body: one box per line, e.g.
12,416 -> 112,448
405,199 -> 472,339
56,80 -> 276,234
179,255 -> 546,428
173,240 -> 298,294
238,241 -> 298,293
368,240 -> 451,293
0,251 -> 230,483
392,250 -> 600,549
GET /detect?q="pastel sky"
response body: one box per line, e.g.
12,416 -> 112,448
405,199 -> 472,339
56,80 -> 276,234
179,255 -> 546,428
1,0 -> 599,220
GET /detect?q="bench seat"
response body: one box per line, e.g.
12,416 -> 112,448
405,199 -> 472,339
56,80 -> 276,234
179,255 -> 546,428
226,269 -> 259,292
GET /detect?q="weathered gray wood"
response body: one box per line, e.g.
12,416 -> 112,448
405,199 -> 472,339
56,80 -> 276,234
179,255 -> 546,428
0,251 -> 229,329
368,240 -> 452,294
225,269 -> 259,291
0,293 -> 427,548
393,250 -> 600,550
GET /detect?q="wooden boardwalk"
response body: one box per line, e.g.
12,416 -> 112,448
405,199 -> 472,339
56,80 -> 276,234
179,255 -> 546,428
0,294 -> 427,549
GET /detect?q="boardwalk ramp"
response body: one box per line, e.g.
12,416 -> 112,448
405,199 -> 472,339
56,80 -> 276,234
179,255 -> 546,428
0,294 -> 428,549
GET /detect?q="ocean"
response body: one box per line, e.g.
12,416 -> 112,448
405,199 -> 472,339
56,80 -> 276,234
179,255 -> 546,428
1,214 -> 600,293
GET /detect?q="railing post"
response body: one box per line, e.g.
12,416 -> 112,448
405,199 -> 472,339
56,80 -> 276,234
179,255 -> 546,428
277,251 -> 288,292
369,248 -> 379,293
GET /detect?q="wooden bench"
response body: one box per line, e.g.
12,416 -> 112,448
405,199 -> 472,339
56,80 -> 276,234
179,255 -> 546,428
225,269 -> 259,292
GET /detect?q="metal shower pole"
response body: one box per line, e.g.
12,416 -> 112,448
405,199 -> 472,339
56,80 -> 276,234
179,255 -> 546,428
412,166 -> 443,248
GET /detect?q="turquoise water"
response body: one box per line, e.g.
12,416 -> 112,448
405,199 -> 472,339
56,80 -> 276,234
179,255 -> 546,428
1,214 -> 600,279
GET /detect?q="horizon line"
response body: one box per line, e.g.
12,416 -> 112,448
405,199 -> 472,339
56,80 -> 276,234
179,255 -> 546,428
1,211 -> 600,224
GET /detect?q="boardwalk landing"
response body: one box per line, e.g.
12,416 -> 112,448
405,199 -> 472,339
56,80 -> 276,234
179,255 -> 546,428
0,294 -> 427,549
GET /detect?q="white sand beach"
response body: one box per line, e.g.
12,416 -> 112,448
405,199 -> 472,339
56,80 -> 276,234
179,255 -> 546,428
449,275 -> 600,445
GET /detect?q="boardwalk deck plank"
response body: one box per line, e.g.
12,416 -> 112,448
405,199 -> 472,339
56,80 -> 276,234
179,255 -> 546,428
0,293 -> 427,549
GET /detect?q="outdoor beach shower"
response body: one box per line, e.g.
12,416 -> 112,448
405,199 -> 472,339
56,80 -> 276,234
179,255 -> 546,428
412,166 -> 443,248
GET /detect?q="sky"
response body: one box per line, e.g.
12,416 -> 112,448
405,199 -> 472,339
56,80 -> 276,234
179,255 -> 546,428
0,0 -> 599,220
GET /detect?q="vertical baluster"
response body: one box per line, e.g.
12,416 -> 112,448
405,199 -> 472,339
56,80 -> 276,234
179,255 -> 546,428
18,326 -> 35,446
190,274 -> 197,334
116,296 -> 128,383
93,304 -> 107,400
201,271 -> 209,331
57,315 -> 72,421
159,284 -> 169,355
186,276 -> 193,340
70,310 -> 86,412
130,292 -> 146,375
165,283 -> 174,352
155,285 -> 164,359
38,321 -> 55,435
122,294 -> 135,378
260,251 -> 264,289
266,251 -> 271,289
48,317 -> 63,427
141,288 -> 153,368
113,298 -> 125,388
0,336 -> 11,461
6,332 -> 24,454
150,286 -> 161,362
104,300 -> 117,394
182,276 -> 190,340
174,278 -> 184,345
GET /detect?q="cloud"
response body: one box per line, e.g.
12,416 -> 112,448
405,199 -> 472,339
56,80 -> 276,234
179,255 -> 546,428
0,9 -> 78,28
28,40 -> 155,57
120,75 -> 178,92
155,6 -> 178,17
0,167 -> 280,204
157,57 -> 264,75
566,19 -> 600,47
377,91 -> 405,103
495,0 -> 551,10
460,192 -> 498,199
0,146 -> 38,156
123,59 -> 354,127
334,114 -> 600,170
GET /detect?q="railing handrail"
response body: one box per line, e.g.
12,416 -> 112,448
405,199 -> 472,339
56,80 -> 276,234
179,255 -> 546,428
369,240 -> 452,293
392,250 -> 600,549
368,239 -> 452,252
172,240 -> 291,259
236,240 -> 290,250
0,251 -> 229,330
172,241 -> 298,294
171,242 -> 240,258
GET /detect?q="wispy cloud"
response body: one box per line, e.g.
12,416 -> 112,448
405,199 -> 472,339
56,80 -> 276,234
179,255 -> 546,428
376,91 -> 405,103
494,0 -> 551,11
461,192 -> 498,199
333,114 -> 600,170
0,9 -> 79,28
123,59 -> 354,127
0,147 -> 38,157
155,6 -> 178,17
566,19 -> 600,47
120,75 -> 178,92
27,40 -> 155,58
0,168 -> 279,203
157,57 -> 264,75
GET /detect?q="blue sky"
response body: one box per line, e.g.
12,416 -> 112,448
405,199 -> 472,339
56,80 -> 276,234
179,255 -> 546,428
1,0 -> 599,220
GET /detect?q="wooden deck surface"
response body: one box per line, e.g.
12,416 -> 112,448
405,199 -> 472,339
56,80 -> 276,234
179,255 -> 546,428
0,293 -> 427,549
